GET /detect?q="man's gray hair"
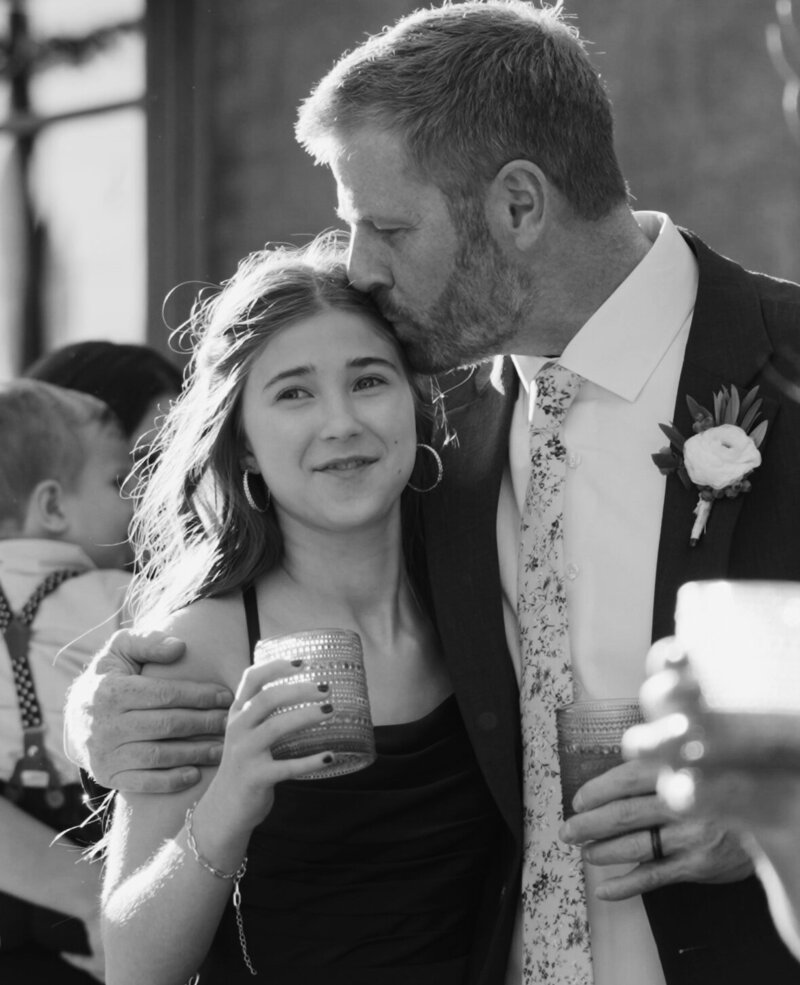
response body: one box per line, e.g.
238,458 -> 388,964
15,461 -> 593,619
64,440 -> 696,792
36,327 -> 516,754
296,0 -> 628,220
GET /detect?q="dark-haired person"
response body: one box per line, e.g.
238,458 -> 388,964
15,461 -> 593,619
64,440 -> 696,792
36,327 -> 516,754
64,4 -> 800,983
25,339 -> 182,456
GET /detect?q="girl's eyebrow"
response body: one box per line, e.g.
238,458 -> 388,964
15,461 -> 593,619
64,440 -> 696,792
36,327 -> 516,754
263,365 -> 313,389
263,355 -> 399,389
347,356 -> 400,372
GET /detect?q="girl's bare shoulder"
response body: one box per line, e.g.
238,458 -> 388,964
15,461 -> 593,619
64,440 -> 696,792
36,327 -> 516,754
140,593 -> 251,691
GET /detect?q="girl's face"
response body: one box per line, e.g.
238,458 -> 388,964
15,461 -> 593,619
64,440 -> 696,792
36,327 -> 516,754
240,309 -> 417,536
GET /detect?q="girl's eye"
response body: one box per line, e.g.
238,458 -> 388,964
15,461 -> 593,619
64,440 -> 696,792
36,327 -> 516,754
276,386 -> 311,401
354,375 -> 386,391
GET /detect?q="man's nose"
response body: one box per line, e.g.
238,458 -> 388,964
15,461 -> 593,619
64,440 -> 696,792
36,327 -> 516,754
347,228 -> 393,293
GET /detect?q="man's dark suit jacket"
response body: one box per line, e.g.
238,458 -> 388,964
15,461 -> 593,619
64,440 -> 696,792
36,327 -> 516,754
420,231 -> 800,984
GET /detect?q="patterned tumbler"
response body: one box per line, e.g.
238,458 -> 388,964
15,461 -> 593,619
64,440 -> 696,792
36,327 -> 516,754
254,628 -> 376,780
556,699 -> 644,820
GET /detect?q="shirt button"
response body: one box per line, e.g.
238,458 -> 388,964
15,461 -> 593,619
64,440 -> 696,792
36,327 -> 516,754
567,451 -> 581,468
566,563 -> 579,580
477,711 -> 498,732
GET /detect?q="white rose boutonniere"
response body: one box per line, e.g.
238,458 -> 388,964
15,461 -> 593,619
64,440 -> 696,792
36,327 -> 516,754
652,385 -> 768,546
682,425 -> 761,489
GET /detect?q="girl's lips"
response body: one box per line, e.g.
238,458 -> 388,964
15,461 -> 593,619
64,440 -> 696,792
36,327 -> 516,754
315,456 -> 377,472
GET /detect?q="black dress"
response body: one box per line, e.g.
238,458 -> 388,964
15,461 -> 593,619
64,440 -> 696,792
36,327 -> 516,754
196,589 -> 502,984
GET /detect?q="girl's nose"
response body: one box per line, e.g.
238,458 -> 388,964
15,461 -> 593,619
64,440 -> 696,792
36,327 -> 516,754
318,398 -> 364,440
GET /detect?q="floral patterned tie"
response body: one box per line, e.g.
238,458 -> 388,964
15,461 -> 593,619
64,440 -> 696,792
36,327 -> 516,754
518,362 -> 593,984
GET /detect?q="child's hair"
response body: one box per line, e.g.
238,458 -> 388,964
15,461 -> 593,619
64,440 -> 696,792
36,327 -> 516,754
24,340 -> 183,439
128,234 -> 440,626
0,380 -> 120,531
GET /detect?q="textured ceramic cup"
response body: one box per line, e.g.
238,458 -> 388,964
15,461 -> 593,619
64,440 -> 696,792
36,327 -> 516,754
254,628 -> 376,780
556,698 -> 644,819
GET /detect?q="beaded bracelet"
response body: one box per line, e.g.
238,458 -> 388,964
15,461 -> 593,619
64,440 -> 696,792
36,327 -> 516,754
184,803 -> 257,976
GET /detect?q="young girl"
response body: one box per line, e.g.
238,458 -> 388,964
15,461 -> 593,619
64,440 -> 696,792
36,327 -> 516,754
101,237 -> 502,985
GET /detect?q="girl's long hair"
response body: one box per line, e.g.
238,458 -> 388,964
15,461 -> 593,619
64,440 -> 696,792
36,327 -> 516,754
128,235 -> 438,627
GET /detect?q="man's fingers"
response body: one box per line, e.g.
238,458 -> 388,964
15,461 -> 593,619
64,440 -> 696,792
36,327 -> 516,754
563,794 -> 666,845
106,765 -> 208,795
108,737 -> 225,774
112,706 -> 229,741
572,759 -> 660,813
101,676 -> 232,715
582,817 -> 719,866
91,628 -> 186,676
583,826 -> 656,867
587,813 -> 754,899
595,857 -> 685,901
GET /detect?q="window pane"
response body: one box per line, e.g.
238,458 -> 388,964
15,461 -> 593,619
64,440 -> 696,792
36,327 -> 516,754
0,0 -> 145,379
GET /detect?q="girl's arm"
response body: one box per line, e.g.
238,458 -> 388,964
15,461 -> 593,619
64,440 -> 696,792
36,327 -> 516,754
101,598 -> 336,985
102,777 -> 227,985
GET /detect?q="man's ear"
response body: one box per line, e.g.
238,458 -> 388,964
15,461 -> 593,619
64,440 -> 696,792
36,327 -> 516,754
485,159 -> 547,250
28,479 -> 69,535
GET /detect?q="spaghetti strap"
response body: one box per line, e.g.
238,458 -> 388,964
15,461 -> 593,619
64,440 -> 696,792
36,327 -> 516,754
242,584 -> 261,665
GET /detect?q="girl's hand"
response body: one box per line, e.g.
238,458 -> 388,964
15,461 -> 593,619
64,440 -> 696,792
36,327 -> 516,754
205,657 -> 334,836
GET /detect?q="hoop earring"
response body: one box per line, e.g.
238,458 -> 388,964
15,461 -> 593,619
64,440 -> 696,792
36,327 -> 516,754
407,443 -> 443,493
242,469 -> 270,512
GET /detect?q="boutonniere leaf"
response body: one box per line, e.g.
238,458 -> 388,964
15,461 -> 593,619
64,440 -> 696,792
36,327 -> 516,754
652,384 -> 767,546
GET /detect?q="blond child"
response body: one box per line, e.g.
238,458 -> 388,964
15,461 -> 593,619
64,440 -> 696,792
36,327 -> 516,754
0,380 -> 133,983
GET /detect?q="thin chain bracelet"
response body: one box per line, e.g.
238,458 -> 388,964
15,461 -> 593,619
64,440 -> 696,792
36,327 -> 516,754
185,803 -> 257,976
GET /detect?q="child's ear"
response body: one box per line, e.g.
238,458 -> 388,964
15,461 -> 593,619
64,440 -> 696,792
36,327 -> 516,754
28,479 -> 69,535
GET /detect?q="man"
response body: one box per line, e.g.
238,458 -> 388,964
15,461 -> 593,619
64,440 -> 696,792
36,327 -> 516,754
65,3 -> 800,983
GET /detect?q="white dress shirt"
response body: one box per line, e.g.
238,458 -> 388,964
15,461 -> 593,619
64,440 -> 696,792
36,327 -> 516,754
0,538 -> 130,784
499,212 -> 699,985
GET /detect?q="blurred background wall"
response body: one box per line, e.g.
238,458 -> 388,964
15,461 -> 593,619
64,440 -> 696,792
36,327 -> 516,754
1,0 -> 799,377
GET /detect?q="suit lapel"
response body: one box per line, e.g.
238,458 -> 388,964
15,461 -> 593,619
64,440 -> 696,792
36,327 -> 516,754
652,233 -> 779,640
422,360 -> 522,839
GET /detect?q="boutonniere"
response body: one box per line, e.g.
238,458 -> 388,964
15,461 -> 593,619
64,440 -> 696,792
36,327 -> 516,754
652,384 -> 768,546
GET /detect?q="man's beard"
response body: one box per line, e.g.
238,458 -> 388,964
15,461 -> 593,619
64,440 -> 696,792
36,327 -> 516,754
372,229 -> 529,374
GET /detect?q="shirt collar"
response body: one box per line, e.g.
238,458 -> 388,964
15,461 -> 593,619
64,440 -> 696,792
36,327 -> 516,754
0,539 -> 96,578
512,211 -> 698,402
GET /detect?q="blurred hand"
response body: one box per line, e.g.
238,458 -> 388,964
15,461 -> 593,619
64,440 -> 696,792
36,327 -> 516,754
625,636 -> 800,833
64,628 -> 232,793
559,754 -> 752,901
624,635 -> 800,961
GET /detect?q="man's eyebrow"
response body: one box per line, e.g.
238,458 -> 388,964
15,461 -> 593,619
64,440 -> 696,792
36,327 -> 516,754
334,208 -> 411,227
